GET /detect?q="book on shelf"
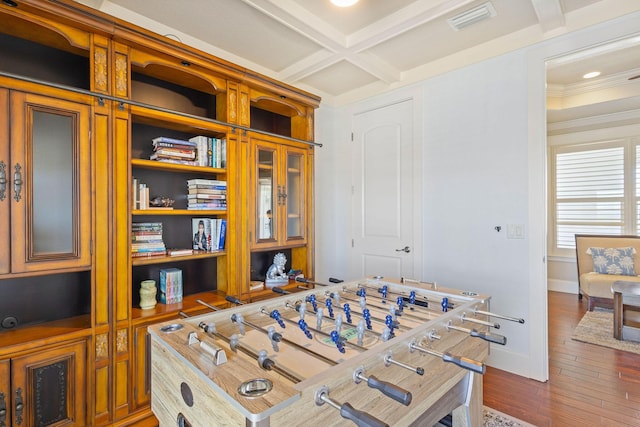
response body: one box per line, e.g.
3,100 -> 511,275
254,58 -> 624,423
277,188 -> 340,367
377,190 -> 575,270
148,156 -> 199,166
152,136 -> 197,146
153,147 -> 197,159
187,202 -> 227,210
192,218 -> 211,251
188,188 -> 226,195
187,178 -> 227,210
152,140 -> 197,150
132,222 -> 166,256
192,218 -> 226,251
167,248 -> 194,256
216,218 -> 227,251
187,193 -> 226,200
159,267 -> 183,304
187,183 -> 227,190
189,135 -> 209,167
187,178 -> 227,187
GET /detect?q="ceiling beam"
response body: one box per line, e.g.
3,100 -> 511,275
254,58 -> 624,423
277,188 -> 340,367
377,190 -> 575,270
529,0 -> 565,33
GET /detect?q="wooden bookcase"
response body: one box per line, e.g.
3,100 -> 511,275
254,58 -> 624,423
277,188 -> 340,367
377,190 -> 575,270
0,1 -> 319,425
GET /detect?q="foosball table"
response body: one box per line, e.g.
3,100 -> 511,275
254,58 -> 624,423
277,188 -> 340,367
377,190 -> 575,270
148,276 -> 524,426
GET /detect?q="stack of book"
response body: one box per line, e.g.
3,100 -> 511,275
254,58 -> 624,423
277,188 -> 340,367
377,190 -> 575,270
150,136 -> 198,166
187,179 -> 227,210
189,136 -> 227,168
159,267 -> 183,304
192,217 -> 227,252
131,222 -> 166,258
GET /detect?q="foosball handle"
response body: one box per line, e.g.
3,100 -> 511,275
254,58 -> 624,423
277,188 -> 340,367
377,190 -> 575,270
442,352 -> 486,374
340,402 -> 389,427
470,329 -> 507,345
329,277 -> 344,283
225,295 -> 243,305
365,375 -> 412,406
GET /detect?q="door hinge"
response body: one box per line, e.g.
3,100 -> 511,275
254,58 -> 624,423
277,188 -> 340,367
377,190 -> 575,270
90,239 -> 93,256
351,132 -> 354,141
351,239 -> 354,248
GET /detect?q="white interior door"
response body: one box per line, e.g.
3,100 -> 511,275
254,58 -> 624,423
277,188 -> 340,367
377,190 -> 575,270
350,99 -> 416,279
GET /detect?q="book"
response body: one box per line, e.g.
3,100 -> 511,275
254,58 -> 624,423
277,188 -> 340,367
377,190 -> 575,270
187,178 -> 227,186
149,157 -> 199,166
192,218 -> 212,251
152,140 -> 197,150
167,248 -> 194,256
189,135 -> 210,167
152,136 -> 196,146
217,219 -> 226,250
132,222 -> 165,255
152,148 -> 196,160
159,268 -> 182,304
187,193 -> 226,200
188,188 -> 226,195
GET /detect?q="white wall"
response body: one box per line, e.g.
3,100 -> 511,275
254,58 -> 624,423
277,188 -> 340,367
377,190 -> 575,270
315,11 -> 640,381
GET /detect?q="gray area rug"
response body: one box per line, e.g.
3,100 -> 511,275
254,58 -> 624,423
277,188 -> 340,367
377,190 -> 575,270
571,310 -> 640,354
433,406 -> 534,427
483,407 -> 534,427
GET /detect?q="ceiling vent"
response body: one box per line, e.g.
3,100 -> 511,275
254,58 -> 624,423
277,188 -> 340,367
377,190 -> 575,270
447,2 -> 497,31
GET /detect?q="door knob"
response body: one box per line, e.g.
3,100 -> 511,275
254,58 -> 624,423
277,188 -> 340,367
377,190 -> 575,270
395,246 -> 411,253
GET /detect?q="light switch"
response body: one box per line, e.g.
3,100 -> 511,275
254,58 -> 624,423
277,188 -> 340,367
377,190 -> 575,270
507,224 -> 525,239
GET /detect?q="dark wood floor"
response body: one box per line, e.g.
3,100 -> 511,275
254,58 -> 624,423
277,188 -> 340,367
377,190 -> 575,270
483,291 -> 640,426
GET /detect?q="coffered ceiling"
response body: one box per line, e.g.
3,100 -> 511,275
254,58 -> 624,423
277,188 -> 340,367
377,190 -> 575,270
76,0 -> 640,107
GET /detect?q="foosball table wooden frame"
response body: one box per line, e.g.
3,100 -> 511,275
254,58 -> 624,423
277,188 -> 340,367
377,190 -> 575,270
149,277 -> 515,426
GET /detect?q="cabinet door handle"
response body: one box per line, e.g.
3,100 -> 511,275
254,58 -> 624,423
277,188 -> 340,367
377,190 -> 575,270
13,163 -> 22,202
14,388 -> 23,426
0,160 -> 6,202
0,391 -> 6,427
277,185 -> 283,205
278,185 -> 287,205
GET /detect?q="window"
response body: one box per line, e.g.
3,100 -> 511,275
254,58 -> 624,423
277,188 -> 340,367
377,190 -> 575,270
549,137 -> 639,254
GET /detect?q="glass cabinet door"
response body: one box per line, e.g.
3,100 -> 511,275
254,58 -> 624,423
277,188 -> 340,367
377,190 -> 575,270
256,146 -> 277,243
9,92 -> 91,273
285,148 -> 305,241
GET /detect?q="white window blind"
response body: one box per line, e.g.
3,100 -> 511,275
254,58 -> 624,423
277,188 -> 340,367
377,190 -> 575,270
554,145 -> 624,249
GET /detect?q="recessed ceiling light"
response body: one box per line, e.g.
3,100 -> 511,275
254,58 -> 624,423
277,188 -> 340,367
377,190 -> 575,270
330,0 -> 358,7
583,71 -> 601,79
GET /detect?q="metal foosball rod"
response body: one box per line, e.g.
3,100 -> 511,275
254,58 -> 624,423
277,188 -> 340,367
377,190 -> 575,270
331,288 -> 436,323
314,385 -> 390,427
472,307 -> 526,324
295,276 -> 440,319
257,307 -> 352,356
277,302 -> 369,352
302,293 -> 408,335
460,312 -> 501,329
347,285 -> 452,319
178,312 -> 303,383
446,320 -> 507,345
407,338 -> 486,374
383,351 -> 425,376
196,299 -> 341,364
317,292 -> 411,333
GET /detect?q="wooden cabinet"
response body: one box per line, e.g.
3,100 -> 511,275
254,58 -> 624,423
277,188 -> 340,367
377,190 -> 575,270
0,1 -> 319,425
0,339 -> 87,427
0,90 -> 91,275
250,135 -> 311,249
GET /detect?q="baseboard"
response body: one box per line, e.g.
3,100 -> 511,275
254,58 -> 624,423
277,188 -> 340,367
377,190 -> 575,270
548,278 -> 577,294
486,346 -> 546,382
